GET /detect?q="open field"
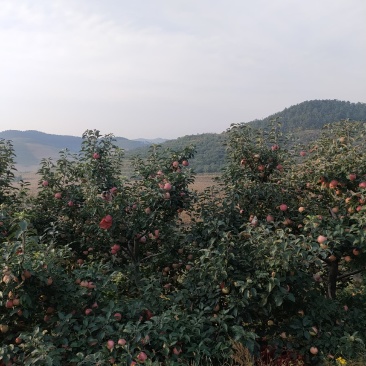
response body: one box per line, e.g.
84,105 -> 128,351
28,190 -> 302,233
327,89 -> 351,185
14,172 -> 219,195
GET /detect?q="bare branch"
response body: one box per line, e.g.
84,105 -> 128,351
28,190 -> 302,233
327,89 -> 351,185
337,268 -> 365,281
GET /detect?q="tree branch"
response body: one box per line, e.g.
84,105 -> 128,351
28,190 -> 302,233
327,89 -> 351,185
337,268 -> 365,281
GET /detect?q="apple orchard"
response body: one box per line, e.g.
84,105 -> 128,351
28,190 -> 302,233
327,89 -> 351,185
1,121 -> 366,365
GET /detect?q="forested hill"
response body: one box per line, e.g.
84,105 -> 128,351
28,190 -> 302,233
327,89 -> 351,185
2,100 -> 366,173
163,133 -> 226,173
129,99 -> 366,173
247,99 -> 366,131
0,130 -> 157,171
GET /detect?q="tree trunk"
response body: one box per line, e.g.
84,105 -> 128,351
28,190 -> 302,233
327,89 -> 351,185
327,260 -> 339,299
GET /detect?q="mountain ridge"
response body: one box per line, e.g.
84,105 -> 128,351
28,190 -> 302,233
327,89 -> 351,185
2,99 -> 366,172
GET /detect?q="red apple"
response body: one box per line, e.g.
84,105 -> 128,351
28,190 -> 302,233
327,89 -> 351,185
164,182 -> 172,191
93,153 -> 100,159
279,204 -> 288,211
139,236 -> 147,244
85,308 -> 92,315
12,298 -> 20,306
54,192 -> 62,199
283,218 -> 292,226
173,347 -> 182,355
137,352 -> 147,362
353,248 -> 360,256
329,180 -> 339,189
266,215 -> 274,222
349,173 -> 357,181
317,235 -> 327,244
118,338 -> 127,346
111,244 -> 120,252
309,347 -> 318,355
300,151 -> 306,157
114,313 -> 122,321
87,281 -> 96,289
106,340 -> 114,350
42,180 -> 49,187
359,181 -> 366,189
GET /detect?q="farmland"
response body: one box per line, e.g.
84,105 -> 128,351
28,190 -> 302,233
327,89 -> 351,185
14,172 -> 218,196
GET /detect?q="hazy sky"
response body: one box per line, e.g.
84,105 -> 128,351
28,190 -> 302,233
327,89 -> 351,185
1,0 -> 365,139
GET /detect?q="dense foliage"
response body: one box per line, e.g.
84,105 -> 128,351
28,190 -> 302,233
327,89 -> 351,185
1,121 -> 366,366
130,133 -> 227,174
249,100 -> 366,132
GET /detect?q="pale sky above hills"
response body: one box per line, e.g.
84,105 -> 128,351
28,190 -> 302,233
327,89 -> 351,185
0,0 -> 365,139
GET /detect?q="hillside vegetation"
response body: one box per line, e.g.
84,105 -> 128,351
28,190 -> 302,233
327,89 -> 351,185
0,130 -> 157,172
128,133 -> 227,174
129,99 -> 366,173
1,99 -> 366,173
249,99 -> 366,131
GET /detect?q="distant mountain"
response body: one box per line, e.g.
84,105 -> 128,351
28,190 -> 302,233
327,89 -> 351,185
2,100 -> 366,173
128,133 -> 227,174
133,138 -> 168,144
0,130 -> 148,171
247,99 -> 366,131
129,99 -> 366,173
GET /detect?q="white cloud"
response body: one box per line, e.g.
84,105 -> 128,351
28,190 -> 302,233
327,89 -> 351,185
0,0 -> 365,138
